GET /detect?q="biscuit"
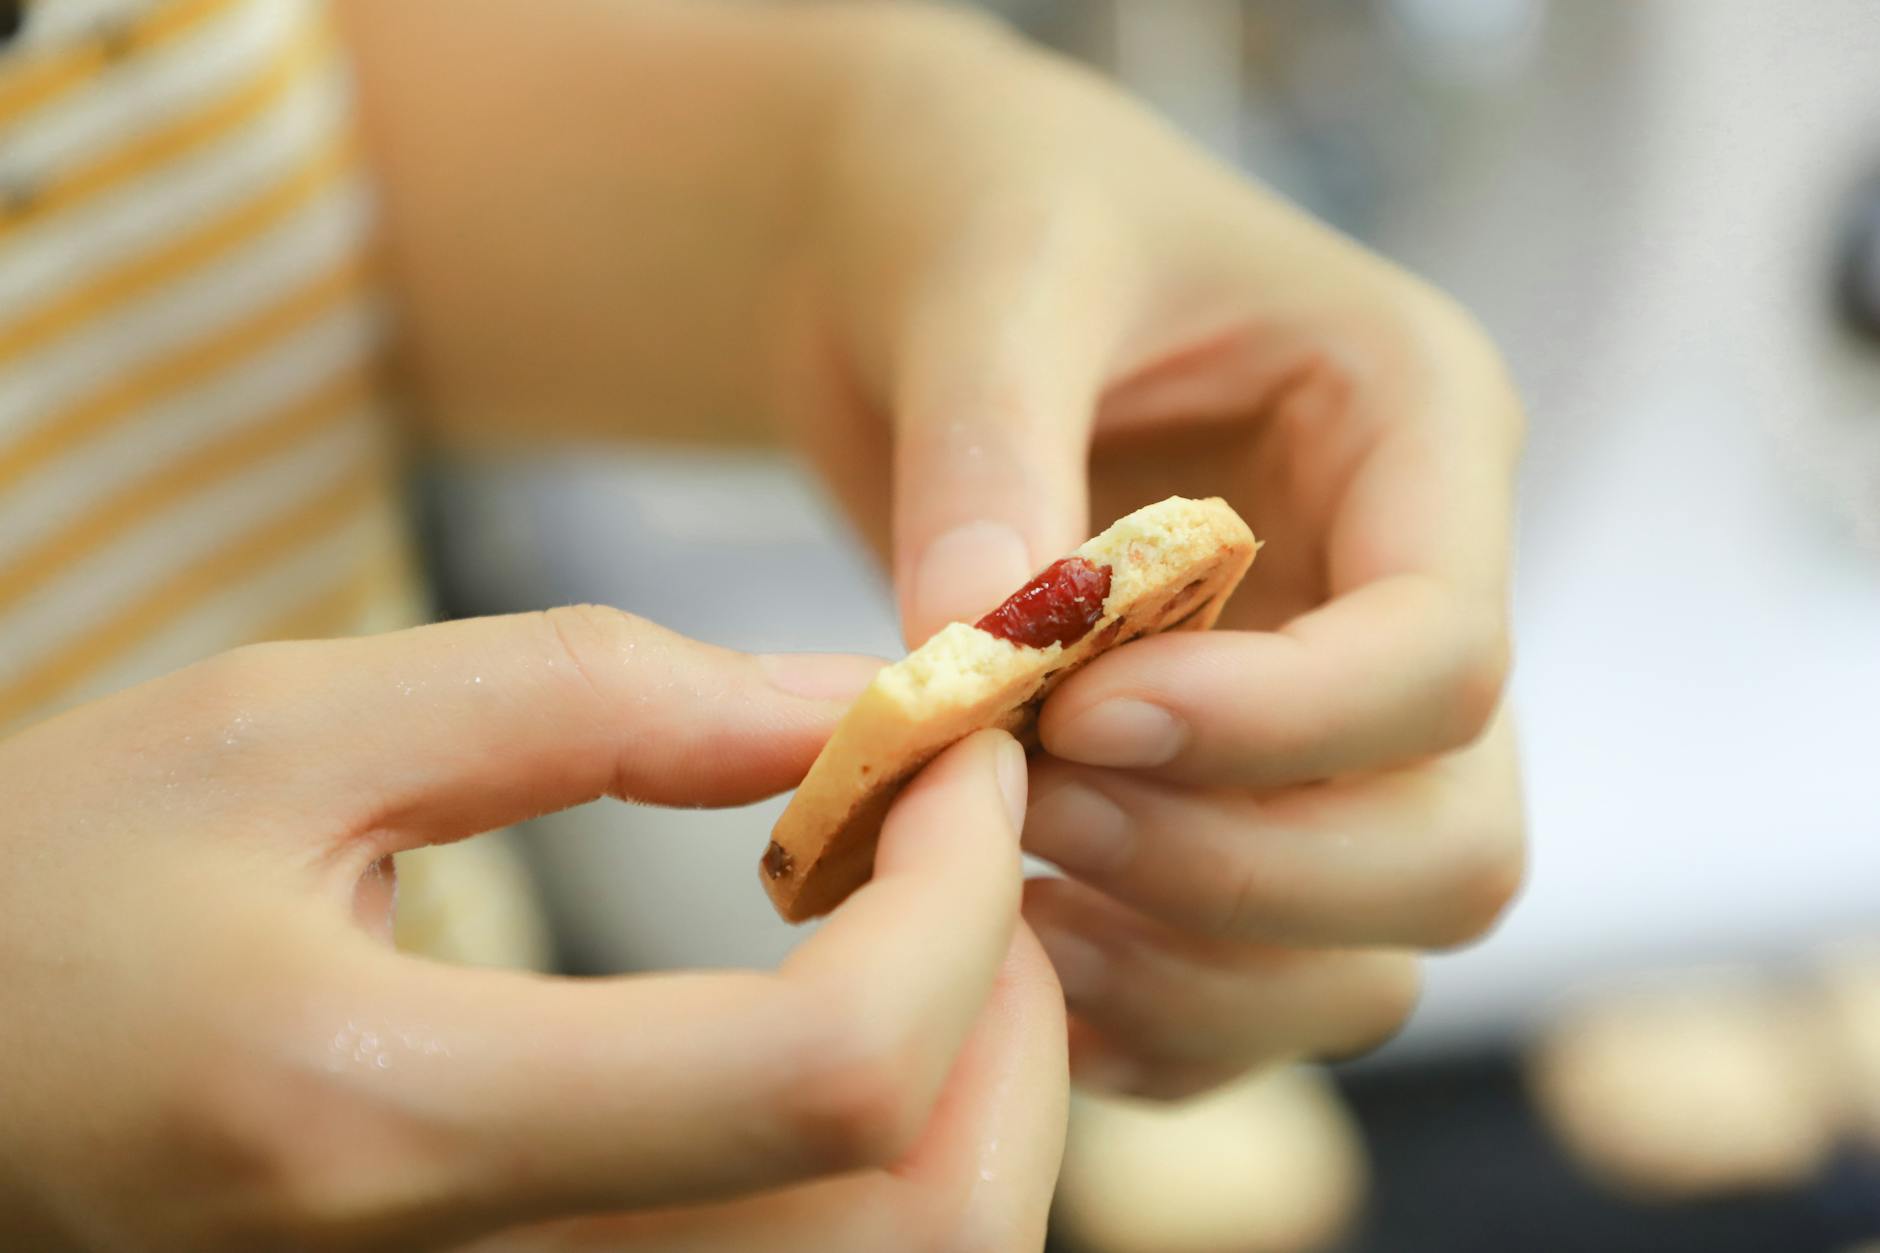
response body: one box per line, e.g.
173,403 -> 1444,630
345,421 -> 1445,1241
763,495 -> 1258,922
1054,1067 -> 1364,1253
1528,978 -> 1836,1198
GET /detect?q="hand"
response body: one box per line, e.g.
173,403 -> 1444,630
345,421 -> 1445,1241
0,609 -> 1065,1251
770,11 -> 1525,1098
337,0 -> 1521,1101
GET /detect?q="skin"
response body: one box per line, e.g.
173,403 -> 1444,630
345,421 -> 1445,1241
0,611 -> 1064,1250
341,1 -> 1525,1098
2,0 -> 1525,1246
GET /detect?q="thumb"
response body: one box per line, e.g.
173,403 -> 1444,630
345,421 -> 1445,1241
889,236 -> 1126,647
269,730 -> 1032,1244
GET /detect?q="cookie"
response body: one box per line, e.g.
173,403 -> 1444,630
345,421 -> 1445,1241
762,495 -> 1259,922
1054,1068 -> 1364,1253
1528,978 -> 1836,1199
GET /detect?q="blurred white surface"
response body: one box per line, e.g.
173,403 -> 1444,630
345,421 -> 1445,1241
1403,0 -> 1880,1053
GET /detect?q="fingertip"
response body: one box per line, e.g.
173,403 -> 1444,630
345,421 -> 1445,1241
916,727 -> 1025,803
874,729 -> 1027,879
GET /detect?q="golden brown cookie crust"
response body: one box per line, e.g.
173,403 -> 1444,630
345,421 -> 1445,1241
763,496 -> 1258,922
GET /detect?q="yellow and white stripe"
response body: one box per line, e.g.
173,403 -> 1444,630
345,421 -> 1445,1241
0,0 -> 423,733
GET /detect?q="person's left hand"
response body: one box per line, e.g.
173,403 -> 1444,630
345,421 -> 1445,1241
768,8 -> 1526,1100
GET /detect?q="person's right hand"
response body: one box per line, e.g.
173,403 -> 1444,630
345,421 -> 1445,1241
0,608 -> 1066,1253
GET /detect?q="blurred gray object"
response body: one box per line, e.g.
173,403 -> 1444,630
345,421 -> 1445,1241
1843,171 -> 1880,342
421,1 -> 1880,1055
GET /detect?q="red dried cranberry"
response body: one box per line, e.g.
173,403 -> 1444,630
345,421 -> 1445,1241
975,557 -> 1113,650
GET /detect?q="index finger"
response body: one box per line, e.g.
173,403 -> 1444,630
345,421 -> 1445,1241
1044,293 -> 1520,787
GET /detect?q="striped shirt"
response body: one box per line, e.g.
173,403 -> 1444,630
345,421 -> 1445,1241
0,0 -> 425,735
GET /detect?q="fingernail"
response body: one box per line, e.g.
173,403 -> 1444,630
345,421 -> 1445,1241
756,653 -> 883,702
910,521 -> 1033,639
1034,923 -> 1108,1004
993,735 -> 1029,832
1024,782 -> 1131,877
1053,699 -> 1186,768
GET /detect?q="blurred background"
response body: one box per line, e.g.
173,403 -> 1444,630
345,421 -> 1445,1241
414,2 -> 1880,1251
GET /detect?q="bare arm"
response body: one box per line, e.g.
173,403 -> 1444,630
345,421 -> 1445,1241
333,0 -> 881,446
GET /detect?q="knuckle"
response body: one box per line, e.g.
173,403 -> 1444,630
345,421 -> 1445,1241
1417,286 -> 1499,366
1208,848 -> 1276,944
539,603 -> 645,680
868,0 -> 1015,46
168,1046 -> 343,1245
1431,817 -> 1527,950
778,1009 -> 927,1174
1401,283 -> 1526,445
846,0 -> 1023,89
1442,607 -> 1511,748
161,642 -> 322,772
1325,953 -> 1422,1061
544,600 -> 648,638
537,604 -> 668,721
175,642 -> 298,722
173,1025 -> 442,1250
825,0 -> 1025,148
